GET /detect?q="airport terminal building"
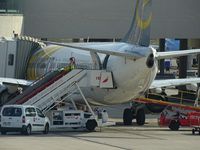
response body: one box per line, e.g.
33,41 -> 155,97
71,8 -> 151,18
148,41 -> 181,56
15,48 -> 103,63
1,0 -> 200,79
1,0 -> 200,40
0,0 -> 200,79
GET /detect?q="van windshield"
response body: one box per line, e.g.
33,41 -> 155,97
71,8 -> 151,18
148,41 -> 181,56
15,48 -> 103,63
2,107 -> 22,117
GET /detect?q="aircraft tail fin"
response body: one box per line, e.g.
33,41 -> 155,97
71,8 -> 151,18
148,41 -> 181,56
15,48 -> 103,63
122,0 -> 152,47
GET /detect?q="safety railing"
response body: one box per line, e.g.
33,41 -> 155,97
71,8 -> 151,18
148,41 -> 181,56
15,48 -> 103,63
15,69 -> 69,104
135,89 -> 200,111
146,89 -> 198,106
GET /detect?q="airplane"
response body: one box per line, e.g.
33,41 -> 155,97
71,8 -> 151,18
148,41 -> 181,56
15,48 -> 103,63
1,0 -> 200,126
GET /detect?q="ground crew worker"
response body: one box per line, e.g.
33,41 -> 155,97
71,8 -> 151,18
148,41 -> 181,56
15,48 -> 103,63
69,57 -> 76,70
61,57 -> 76,72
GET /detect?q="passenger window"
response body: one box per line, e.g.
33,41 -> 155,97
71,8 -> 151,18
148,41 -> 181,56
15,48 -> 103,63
25,108 -> 36,117
36,108 -> 45,118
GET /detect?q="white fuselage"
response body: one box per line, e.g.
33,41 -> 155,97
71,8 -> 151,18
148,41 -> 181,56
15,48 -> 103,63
27,42 -> 158,105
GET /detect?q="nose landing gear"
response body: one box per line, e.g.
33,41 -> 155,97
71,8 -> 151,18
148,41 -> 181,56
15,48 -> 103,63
123,103 -> 145,126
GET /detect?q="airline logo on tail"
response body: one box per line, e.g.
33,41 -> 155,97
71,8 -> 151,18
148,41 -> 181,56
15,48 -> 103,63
136,0 -> 152,30
122,0 -> 152,47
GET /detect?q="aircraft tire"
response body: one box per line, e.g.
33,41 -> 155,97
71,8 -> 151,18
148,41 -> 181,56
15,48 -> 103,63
168,120 -> 179,131
136,109 -> 145,125
123,108 -> 133,125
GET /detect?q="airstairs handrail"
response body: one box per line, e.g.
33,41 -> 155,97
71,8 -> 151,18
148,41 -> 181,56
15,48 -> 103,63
28,67 -> 67,87
42,82 -> 78,113
28,69 -> 85,107
29,70 -> 55,86
15,70 -> 69,104
6,69 -> 69,105
19,69 -> 86,111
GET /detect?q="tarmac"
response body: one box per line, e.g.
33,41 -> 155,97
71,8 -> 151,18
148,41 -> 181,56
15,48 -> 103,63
0,116 -> 199,150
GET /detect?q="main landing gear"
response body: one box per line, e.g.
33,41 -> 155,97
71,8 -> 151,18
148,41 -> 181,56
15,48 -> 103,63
123,102 -> 145,126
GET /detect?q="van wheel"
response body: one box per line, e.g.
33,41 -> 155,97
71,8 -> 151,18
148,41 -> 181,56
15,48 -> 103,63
86,119 -> 97,131
1,131 -> 7,135
43,123 -> 49,134
25,125 -> 32,135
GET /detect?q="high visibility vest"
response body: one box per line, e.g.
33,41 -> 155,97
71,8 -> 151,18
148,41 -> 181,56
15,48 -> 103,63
70,64 -> 75,70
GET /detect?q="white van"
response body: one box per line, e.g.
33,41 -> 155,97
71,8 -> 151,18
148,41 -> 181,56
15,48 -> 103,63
0,105 -> 50,135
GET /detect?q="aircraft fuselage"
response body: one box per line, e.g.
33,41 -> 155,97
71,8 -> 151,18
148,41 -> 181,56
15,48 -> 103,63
27,42 -> 157,105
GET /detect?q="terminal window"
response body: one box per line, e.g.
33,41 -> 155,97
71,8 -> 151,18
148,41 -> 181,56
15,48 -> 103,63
8,54 -> 14,66
0,0 -> 22,14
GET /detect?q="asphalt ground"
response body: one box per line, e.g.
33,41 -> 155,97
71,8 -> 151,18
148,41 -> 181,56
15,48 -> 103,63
0,117 -> 199,150
0,98 -> 199,150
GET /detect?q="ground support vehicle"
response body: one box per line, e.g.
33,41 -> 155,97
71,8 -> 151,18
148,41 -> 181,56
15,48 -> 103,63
158,106 -> 193,130
44,81 -> 109,132
158,105 -> 200,131
187,112 -> 200,135
0,105 -> 50,135
49,109 -> 108,131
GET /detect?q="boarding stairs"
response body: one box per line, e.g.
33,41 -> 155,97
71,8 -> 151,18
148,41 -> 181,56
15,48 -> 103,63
24,69 -> 87,111
7,69 -> 114,112
7,69 -> 86,111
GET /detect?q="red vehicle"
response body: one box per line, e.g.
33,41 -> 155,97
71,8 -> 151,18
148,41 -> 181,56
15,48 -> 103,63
187,112 -> 200,135
158,106 -> 193,130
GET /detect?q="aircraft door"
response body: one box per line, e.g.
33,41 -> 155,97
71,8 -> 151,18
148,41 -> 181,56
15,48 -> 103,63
90,52 -> 102,69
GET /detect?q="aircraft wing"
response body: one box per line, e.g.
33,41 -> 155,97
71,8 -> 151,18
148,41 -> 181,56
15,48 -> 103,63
150,78 -> 200,89
156,49 -> 200,59
0,78 -> 32,86
42,41 -> 146,59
